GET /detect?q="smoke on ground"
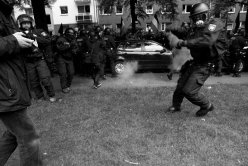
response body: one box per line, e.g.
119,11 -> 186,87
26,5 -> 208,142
119,61 -> 138,79
111,61 -> 173,87
169,47 -> 192,71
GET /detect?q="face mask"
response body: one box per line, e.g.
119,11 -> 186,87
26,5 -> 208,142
191,13 -> 207,27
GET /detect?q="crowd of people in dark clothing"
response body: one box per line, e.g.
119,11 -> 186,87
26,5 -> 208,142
13,14 -> 248,103
2,1 -> 248,164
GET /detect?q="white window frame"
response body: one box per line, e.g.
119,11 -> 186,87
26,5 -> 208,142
77,5 -> 90,14
100,6 -> 112,15
161,23 -> 166,31
116,24 -> 122,29
146,5 -> 153,14
115,5 -> 123,15
182,4 -> 192,14
146,23 -> 152,32
60,6 -> 68,15
227,23 -> 233,30
161,5 -> 172,14
240,21 -> 245,28
228,6 -> 235,13
240,5 -> 247,13
103,24 -> 112,29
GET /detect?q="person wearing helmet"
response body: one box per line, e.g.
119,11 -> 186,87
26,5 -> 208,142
166,3 -> 226,117
17,14 -> 59,103
0,1 -> 43,165
103,27 -> 117,77
55,27 -> 78,93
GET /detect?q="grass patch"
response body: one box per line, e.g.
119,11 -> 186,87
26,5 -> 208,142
1,84 -> 248,166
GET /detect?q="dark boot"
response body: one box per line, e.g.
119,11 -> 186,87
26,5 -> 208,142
195,104 -> 214,117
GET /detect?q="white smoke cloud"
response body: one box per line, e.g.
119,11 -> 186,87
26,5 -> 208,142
169,47 -> 192,71
119,61 -> 138,79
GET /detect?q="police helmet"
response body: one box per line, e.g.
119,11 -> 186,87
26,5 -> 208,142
104,27 -> 111,35
190,3 -> 209,18
79,29 -> 86,36
189,3 -> 209,27
17,14 -> 33,25
64,28 -> 75,35
95,26 -> 103,33
89,30 -> 99,40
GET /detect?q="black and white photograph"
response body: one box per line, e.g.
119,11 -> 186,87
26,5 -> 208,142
0,0 -> 248,165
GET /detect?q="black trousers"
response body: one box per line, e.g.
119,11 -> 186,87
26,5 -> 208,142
91,64 -> 101,86
26,59 -> 55,99
0,108 -> 43,165
57,57 -> 75,89
172,62 -> 211,109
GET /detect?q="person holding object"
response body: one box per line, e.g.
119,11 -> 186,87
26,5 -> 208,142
55,28 -> 78,93
17,14 -> 58,103
0,0 -> 43,165
166,3 -> 225,117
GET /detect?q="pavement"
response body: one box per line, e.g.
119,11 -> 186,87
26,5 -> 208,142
61,72 -> 248,89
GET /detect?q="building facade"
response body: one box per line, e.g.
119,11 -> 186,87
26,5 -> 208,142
50,0 -> 99,34
13,0 -> 247,35
98,0 -> 247,33
14,0 -> 100,34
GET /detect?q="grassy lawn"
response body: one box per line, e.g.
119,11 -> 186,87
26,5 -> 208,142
1,80 -> 248,166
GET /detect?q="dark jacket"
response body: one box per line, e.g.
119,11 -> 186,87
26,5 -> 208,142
87,38 -> 106,65
21,28 -> 53,61
0,11 -> 31,112
103,34 -> 116,50
184,18 -> 225,64
229,35 -> 246,52
56,35 -> 77,60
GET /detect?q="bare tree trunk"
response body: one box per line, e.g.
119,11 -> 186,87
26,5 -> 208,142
31,0 -> 48,31
245,7 -> 248,37
130,0 -> 137,33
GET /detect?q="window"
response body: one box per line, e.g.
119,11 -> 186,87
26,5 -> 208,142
78,5 -> 90,14
144,42 -> 163,52
76,15 -> 92,22
25,8 -> 33,15
161,4 -> 172,14
146,23 -> 152,32
103,24 -> 112,29
125,41 -> 142,52
116,5 -> 123,15
101,6 -> 112,15
146,5 -> 153,14
240,21 -> 245,29
182,4 -> 192,13
60,6 -> 68,15
228,6 -> 235,13
227,23 -> 233,30
116,24 -> 122,29
241,5 -> 247,13
161,23 -> 166,31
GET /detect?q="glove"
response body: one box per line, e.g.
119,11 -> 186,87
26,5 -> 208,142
176,40 -> 186,49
